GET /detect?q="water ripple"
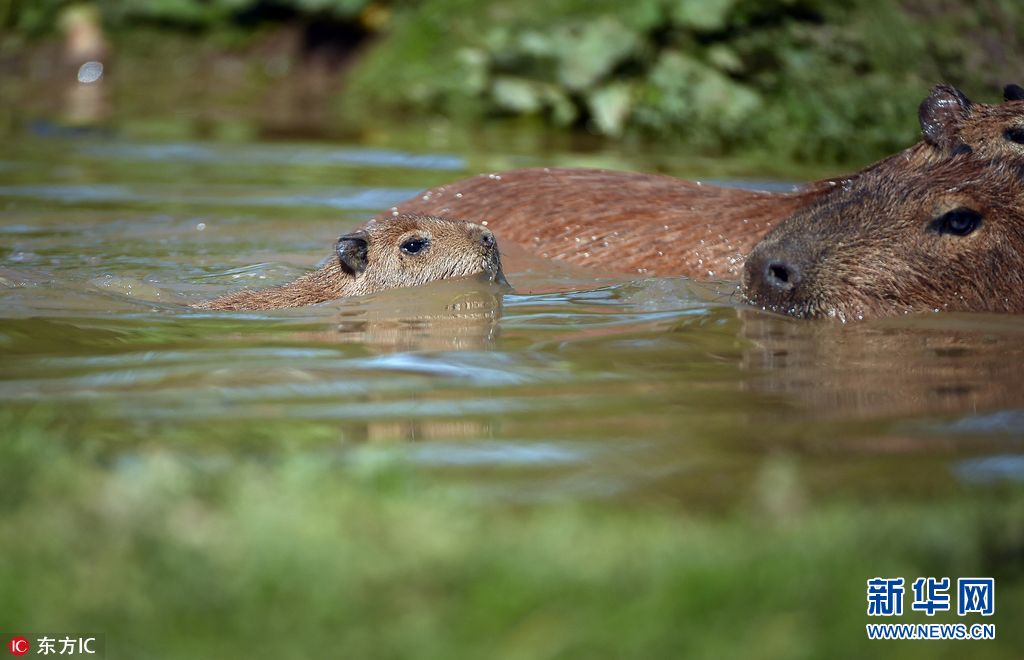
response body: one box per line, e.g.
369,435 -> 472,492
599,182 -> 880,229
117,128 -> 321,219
80,143 -> 465,170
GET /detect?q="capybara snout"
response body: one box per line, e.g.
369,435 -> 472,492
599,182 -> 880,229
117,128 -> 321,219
746,251 -> 803,296
743,237 -> 828,318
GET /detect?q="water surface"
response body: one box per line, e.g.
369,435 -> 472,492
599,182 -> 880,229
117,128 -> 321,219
2,132 -> 1023,511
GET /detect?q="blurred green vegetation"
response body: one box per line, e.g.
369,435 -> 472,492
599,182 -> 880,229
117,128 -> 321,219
346,0 -> 1024,162
0,0 -> 379,33
3,1 -> 1023,164
2,408 -> 1023,658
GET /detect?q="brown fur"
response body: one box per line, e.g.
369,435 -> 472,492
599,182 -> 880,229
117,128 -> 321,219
194,214 -> 505,311
742,156 -> 1024,319
926,84 -> 1024,159
194,86 -> 1024,313
377,166 -> 823,279
376,86 -> 1024,280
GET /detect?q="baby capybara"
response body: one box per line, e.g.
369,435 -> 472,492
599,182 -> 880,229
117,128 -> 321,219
194,214 -> 506,311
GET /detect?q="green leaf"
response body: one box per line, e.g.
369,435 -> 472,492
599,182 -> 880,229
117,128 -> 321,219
669,0 -> 737,31
555,17 -> 639,91
588,82 -> 633,135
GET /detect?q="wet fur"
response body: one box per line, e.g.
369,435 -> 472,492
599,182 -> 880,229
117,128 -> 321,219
373,165 -> 894,280
743,157 -> 1024,319
376,87 -> 1024,281
743,87 -> 1024,320
197,86 -> 1024,314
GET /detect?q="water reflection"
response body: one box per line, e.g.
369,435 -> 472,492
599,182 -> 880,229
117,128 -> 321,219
740,310 -> 1024,419
320,280 -> 505,352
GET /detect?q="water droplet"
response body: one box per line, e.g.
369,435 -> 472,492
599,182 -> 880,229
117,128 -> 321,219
77,61 -> 103,84
195,222 -> 206,231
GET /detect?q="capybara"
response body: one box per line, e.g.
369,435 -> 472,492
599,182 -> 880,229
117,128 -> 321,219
194,86 -> 1024,313
742,155 -> 1024,320
374,85 -> 1024,280
194,214 -> 507,311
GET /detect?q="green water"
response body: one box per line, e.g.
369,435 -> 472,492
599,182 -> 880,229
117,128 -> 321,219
2,132 -> 1022,506
2,124 -> 1024,657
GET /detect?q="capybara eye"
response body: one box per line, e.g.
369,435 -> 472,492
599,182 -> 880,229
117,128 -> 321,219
400,237 -> 429,255
1004,126 -> 1024,144
930,208 -> 982,237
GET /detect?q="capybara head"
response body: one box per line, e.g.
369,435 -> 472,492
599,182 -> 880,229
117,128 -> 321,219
742,156 -> 1024,320
918,84 -> 1024,159
337,214 -> 507,296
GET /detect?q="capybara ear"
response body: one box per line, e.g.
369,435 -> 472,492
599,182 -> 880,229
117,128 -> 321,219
337,230 -> 369,275
1004,84 -> 1024,102
919,85 -> 973,150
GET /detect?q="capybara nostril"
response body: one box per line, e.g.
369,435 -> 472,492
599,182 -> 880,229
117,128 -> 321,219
765,259 -> 800,291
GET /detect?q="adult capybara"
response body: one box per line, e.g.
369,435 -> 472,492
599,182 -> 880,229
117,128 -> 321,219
742,155 -> 1024,320
375,85 -> 1024,280
194,214 -> 506,311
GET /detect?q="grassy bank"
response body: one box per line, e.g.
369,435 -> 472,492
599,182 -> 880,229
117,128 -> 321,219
1,410 -> 1022,659
4,2 -> 1023,167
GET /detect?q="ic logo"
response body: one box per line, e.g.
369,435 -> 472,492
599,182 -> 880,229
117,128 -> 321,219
8,637 -> 29,657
